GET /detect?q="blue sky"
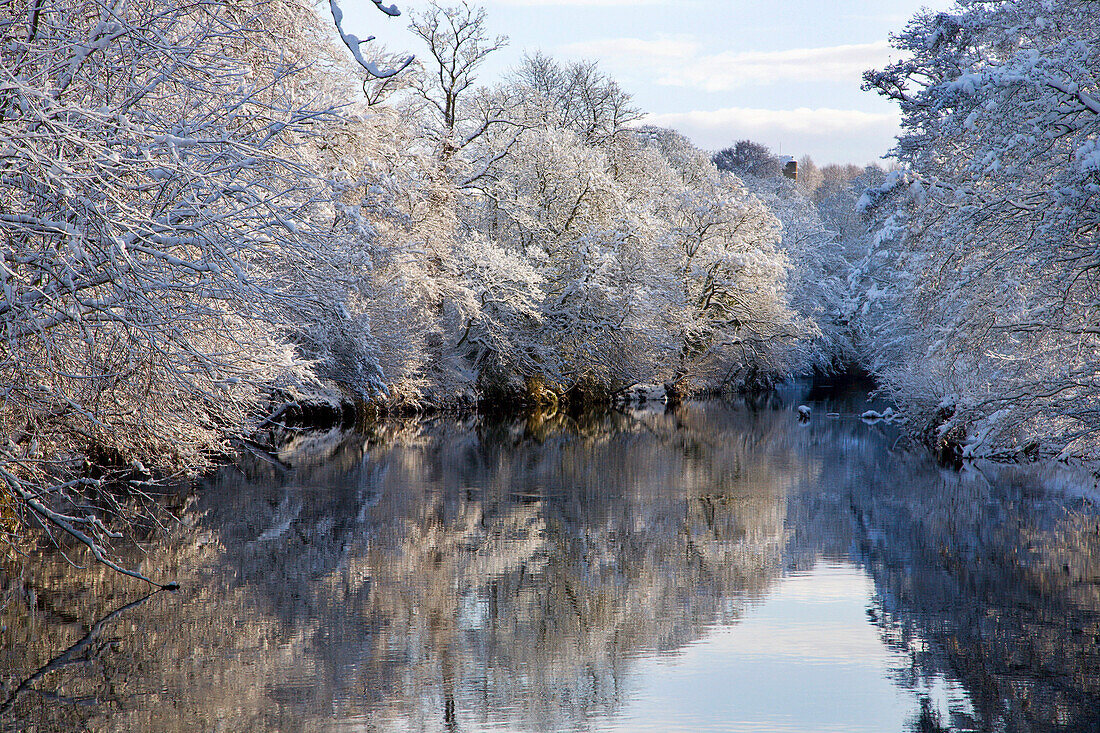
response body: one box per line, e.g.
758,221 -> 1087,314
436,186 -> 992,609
337,0 -> 954,165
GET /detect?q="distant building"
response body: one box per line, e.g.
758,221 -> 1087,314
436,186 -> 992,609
779,156 -> 797,181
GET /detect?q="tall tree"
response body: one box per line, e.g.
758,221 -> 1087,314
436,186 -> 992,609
713,140 -> 782,179
408,0 -> 508,153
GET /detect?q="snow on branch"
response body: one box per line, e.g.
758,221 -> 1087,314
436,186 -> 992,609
329,0 -> 413,78
372,0 -> 401,16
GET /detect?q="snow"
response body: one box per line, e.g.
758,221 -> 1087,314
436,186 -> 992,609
861,408 -> 896,423
617,384 -> 668,404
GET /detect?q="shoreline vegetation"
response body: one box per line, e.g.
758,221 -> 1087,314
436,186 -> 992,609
4,0 -> 1100,581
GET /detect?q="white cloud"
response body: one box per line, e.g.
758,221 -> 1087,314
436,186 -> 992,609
670,40 -> 892,90
561,35 -> 697,64
649,105 -> 897,135
562,36 -> 700,61
643,106 -> 901,164
561,38 -> 894,90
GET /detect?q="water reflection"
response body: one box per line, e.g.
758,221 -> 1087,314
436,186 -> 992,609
0,591 -> 158,718
601,564 -> 975,733
3,391 -> 1100,732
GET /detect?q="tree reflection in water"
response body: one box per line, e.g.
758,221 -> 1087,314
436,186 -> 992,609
2,392 -> 1100,732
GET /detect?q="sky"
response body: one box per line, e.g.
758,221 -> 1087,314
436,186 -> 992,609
335,0 -> 955,166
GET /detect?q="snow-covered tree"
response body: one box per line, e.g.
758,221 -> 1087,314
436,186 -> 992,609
439,61 -> 806,396
461,125 -> 657,394
634,129 -> 801,388
862,0 -> 1100,458
0,0 -> 389,577
814,164 -> 865,203
512,52 -> 643,145
741,176 -> 853,372
795,155 -> 824,196
813,164 -> 887,361
815,165 -> 886,257
321,8 -> 816,400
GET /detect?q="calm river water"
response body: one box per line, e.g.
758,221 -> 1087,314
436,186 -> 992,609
5,384 -> 1100,732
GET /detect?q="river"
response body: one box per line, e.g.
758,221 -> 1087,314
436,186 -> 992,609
4,383 -> 1100,732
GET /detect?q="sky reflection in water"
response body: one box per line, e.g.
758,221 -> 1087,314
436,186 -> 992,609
603,564 -> 974,733
4,384 -> 1100,732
